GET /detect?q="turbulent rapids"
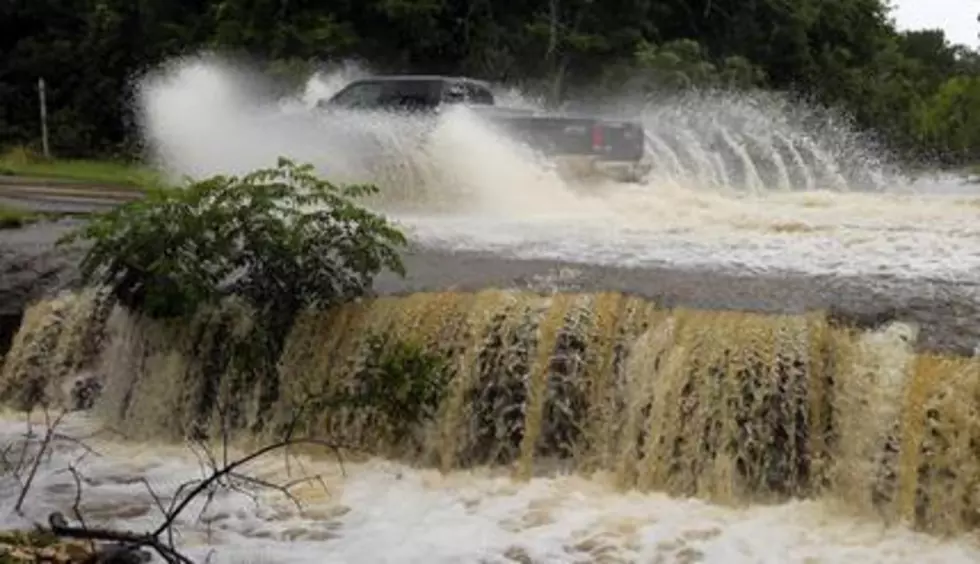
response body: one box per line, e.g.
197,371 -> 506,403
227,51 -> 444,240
2,289 -> 980,562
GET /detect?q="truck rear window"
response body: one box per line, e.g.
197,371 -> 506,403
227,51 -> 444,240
465,84 -> 495,105
328,80 -> 443,109
325,78 -> 496,109
327,82 -> 383,108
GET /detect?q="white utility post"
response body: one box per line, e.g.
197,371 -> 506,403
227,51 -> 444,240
38,77 -> 50,158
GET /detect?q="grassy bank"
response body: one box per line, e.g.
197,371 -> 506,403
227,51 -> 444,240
0,148 -> 164,191
0,206 -> 46,230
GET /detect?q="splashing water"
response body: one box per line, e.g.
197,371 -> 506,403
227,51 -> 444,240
135,54 -> 890,198
134,55 -> 980,281
3,291 -> 980,562
136,55 -> 585,217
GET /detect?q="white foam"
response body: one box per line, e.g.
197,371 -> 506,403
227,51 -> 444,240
397,186 -> 980,281
1,414 -> 978,563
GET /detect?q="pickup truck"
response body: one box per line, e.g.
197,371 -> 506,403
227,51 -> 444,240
316,75 -> 651,183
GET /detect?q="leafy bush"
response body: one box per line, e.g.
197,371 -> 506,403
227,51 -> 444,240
342,334 -> 451,443
58,158 -> 406,320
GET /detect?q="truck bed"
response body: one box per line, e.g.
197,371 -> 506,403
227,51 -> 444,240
488,114 -> 644,161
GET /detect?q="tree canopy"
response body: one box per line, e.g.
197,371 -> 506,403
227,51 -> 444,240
2,0 -> 979,165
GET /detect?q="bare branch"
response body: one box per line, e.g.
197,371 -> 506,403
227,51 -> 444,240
14,409 -> 69,514
225,471 -> 326,513
167,480 -> 203,517
13,409 -> 38,480
65,465 -> 96,554
186,440 -> 212,479
151,437 -> 346,538
51,432 -> 103,460
0,440 -> 17,472
48,512 -> 193,564
8,388 -> 349,564
137,476 -> 182,549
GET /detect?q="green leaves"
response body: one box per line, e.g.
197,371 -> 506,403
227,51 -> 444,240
597,38 -> 767,96
58,158 -> 407,320
343,334 -> 451,443
916,76 -> 980,161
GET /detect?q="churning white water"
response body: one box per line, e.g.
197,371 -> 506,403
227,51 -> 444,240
134,55 -> 980,283
2,413 -> 979,564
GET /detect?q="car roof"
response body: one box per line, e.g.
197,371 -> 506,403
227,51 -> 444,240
350,75 -> 493,89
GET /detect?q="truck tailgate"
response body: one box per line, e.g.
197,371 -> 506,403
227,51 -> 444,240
490,115 -> 644,162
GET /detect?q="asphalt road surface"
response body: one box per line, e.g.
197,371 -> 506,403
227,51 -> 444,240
2,179 -> 978,356
0,176 -> 141,214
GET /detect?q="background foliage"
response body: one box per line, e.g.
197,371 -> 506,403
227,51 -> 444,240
2,0 -> 980,164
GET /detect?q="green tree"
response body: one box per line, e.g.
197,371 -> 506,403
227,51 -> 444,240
916,76 -> 980,162
4,0 -> 980,164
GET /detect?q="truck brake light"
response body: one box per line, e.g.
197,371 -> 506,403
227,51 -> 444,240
591,124 -> 605,151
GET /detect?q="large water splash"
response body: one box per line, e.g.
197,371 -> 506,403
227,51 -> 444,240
133,54 -> 980,282
630,91 -> 894,194
136,55 -> 585,216
136,54 -> 896,197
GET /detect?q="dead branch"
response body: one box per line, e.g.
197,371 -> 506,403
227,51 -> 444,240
65,465 -> 96,554
151,436 -> 345,538
14,408 -> 68,513
50,432 -> 102,461
47,512 -> 190,564
12,409 -> 37,480
0,440 -> 17,473
225,471 -> 323,512
137,476 -> 181,549
42,434 -> 347,563
54,433 -> 340,562
9,387 -> 350,564
4,405 -> 112,487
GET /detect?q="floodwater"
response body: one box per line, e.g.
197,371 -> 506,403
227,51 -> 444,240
2,54 -> 979,564
2,414 -> 979,563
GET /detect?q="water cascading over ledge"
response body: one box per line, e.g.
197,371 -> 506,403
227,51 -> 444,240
1,289 -> 979,536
